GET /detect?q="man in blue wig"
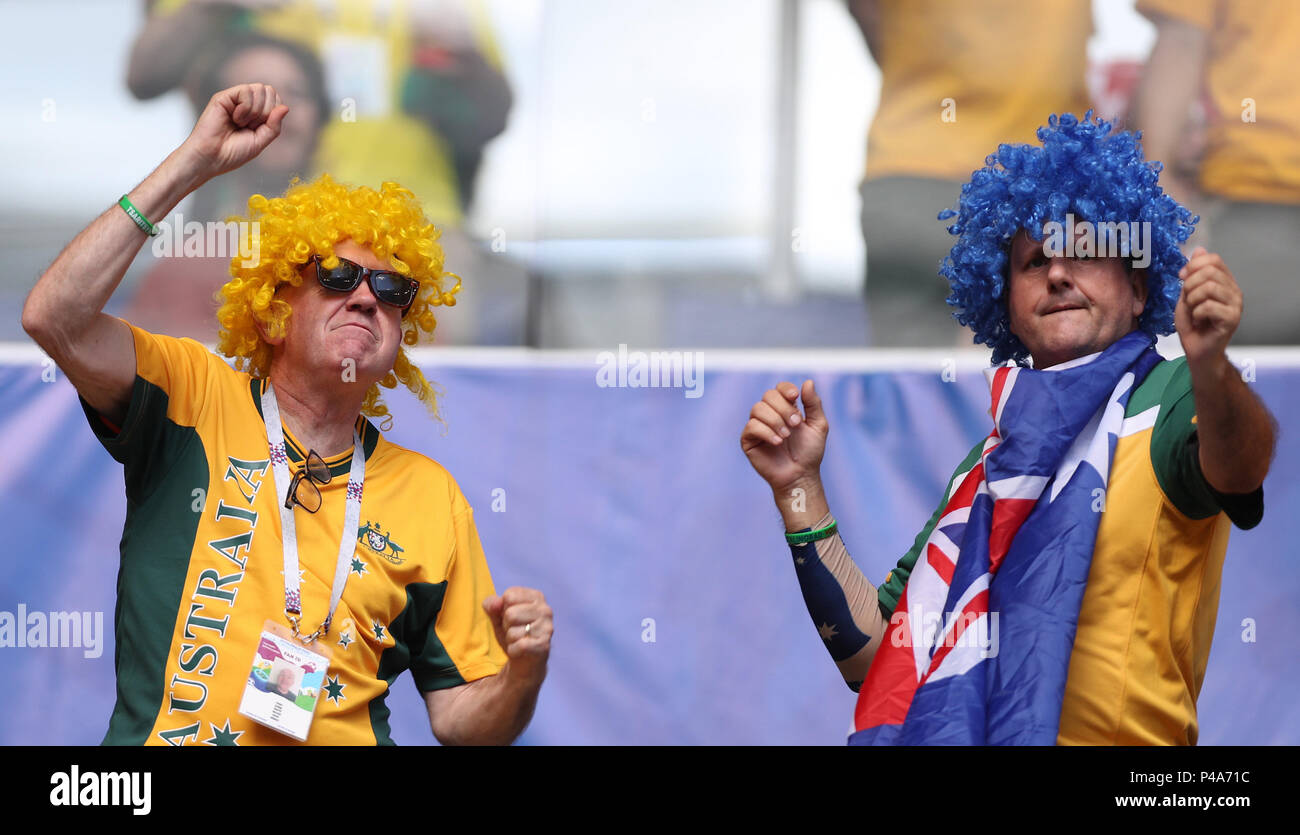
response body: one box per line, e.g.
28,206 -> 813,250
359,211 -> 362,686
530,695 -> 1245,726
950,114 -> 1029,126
741,112 -> 1276,744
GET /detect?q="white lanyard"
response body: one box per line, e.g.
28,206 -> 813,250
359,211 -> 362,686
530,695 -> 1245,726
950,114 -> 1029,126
262,382 -> 365,644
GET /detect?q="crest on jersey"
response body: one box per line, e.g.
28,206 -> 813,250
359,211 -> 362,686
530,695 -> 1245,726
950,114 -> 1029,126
357,521 -> 406,565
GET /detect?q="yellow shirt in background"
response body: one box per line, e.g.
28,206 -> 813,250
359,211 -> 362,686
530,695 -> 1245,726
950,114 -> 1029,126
863,0 -> 1093,183
1138,0 -> 1300,204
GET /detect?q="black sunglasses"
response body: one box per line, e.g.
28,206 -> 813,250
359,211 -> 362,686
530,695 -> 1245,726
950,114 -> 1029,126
284,450 -> 331,513
312,254 -> 420,315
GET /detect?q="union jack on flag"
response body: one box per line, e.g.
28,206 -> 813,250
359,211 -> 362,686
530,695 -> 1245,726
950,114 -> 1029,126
850,331 -> 1162,745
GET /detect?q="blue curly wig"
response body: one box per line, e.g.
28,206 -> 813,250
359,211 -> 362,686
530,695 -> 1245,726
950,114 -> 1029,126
938,111 -> 1198,364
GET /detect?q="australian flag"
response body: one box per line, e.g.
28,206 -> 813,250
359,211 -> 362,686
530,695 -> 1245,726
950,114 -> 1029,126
850,331 -> 1162,745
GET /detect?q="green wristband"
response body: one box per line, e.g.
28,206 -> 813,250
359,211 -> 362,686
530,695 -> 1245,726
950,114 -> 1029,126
785,519 -> 838,546
118,195 -> 158,237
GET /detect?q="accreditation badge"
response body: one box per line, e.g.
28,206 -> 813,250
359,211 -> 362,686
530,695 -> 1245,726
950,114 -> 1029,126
238,621 -> 332,742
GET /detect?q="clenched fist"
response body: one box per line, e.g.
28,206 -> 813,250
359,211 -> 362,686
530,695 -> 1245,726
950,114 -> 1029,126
484,587 -> 552,684
740,379 -> 829,494
1175,246 -> 1243,366
180,82 -> 289,183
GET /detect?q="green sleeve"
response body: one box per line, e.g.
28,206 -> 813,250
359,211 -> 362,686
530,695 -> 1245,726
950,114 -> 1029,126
80,376 -> 198,503
877,439 -> 986,619
1148,358 -> 1264,530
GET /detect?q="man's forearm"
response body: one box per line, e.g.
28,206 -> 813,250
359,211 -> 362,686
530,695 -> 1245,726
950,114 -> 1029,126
789,511 -> 885,690
772,475 -> 832,533
1189,352 -> 1276,494
433,662 -> 544,746
23,149 -> 205,347
773,480 -> 885,689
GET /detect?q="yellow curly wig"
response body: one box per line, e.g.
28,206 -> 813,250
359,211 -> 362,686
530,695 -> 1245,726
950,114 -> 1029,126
215,174 -> 460,426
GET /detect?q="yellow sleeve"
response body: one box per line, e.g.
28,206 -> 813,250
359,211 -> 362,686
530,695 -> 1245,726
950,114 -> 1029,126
412,483 -> 508,690
79,321 -> 223,499
123,320 -> 222,428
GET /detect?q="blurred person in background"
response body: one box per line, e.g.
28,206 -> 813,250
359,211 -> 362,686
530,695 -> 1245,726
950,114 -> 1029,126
1132,0 -> 1300,344
125,30 -> 329,340
125,0 -> 511,224
846,0 -> 1094,348
181,31 -> 331,222
124,0 -> 516,344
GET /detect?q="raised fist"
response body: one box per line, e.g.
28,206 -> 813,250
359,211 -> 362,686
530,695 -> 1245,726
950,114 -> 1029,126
740,379 -> 829,494
180,82 -> 289,183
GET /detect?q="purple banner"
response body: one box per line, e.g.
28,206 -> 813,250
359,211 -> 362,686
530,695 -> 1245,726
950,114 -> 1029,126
1,354 -> 1296,745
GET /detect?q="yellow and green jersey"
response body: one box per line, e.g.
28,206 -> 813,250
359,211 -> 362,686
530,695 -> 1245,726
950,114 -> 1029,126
877,357 -> 1263,745
83,322 -> 506,745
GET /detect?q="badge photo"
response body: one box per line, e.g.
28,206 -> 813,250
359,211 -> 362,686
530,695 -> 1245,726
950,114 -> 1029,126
238,623 -> 331,741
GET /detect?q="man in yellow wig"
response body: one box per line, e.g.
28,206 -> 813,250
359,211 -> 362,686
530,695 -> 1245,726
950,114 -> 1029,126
23,82 -> 550,745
